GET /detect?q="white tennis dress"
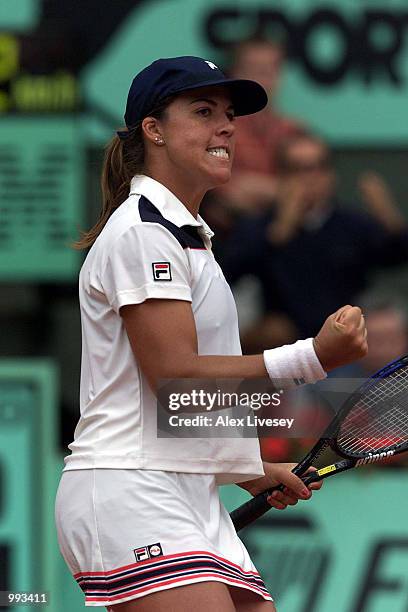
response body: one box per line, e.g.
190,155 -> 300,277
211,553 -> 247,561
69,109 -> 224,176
55,175 -> 272,606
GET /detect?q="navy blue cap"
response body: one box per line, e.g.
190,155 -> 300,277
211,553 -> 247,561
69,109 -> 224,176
123,56 -> 268,129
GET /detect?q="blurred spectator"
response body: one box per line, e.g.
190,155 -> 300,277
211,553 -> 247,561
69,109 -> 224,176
203,36 -> 304,248
339,298 -> 408,467
261,298 -> 408,465
219,36 -> 304,214
359,298 -> 408,374
222,133 -> 408,347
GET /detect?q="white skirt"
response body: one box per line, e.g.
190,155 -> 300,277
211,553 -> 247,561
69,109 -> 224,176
55,468 -> 272,607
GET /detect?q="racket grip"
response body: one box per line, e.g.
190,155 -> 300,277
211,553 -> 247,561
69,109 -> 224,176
301,471 -> 320,486
230,460 -> 317,531
230,486 -> 281,531
230,469 -> 319,531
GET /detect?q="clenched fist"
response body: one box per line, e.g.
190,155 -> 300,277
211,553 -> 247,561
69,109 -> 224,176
313,305 -> 368,371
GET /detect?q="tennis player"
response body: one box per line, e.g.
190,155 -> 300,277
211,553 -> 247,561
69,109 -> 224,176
55,57 -> 367,611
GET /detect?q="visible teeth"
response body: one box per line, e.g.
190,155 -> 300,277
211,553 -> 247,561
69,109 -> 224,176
207,147 -> 229,159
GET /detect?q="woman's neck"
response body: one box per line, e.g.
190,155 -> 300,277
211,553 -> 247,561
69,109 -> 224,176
144,168 -> 205,219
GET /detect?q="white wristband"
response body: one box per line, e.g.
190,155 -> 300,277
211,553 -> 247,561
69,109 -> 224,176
263,338 -> 327,388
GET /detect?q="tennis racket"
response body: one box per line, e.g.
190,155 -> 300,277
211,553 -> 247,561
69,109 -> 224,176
231,354 -> 408,532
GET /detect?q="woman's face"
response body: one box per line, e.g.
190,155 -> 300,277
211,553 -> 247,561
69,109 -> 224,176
156,86 -> 236,190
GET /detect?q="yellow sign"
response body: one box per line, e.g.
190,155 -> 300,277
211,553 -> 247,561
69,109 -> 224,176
0,33 -> 79,113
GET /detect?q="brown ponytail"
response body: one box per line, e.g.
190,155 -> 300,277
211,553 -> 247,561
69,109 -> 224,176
73,98 -> 173,250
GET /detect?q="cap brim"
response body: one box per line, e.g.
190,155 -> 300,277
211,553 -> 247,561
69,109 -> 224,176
224,79 -> 269,116
171,78 -> 268,116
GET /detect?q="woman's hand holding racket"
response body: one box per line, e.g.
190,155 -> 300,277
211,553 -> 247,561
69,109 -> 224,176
239,462 -> 323,511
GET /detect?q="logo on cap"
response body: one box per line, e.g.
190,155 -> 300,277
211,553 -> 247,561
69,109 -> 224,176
205,61 -> 218,70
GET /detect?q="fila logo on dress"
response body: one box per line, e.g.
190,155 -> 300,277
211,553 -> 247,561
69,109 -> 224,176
134,542 -> 163,562
152,262 -> 172,281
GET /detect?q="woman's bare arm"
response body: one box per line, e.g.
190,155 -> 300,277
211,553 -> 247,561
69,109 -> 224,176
121,299 -> 266,390
121,299 -> 367,391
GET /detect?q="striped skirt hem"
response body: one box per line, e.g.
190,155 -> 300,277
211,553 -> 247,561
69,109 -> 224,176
74,550 -> 272,606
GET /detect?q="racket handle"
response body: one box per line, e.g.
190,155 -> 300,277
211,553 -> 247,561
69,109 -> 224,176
230,486 -> 281,531
230,456 -> 319,531
230,470 -> 318,532
300,471 -> 321,486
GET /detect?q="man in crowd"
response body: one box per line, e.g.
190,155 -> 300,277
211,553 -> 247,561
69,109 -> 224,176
359,299 -> 408,374
221,133 -> 408,348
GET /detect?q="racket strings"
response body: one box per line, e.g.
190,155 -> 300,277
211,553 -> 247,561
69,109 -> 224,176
337,368 -> 408,455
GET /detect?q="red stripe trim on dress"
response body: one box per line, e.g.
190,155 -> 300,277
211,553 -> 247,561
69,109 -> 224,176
77,557 -> 264,589
85,573 -> 272,603
80,564 -> 269,595
76,556 -> 265,587
74,549 -> 262,579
